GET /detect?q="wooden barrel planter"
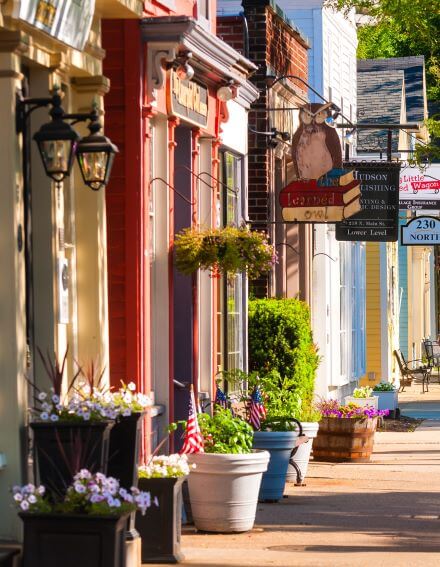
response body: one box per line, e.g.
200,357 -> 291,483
312,417 -> 378,463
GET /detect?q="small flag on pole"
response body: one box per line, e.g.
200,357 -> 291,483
215,385 -> 228,408
180,387 -> 204,454
249,385 -> 267,430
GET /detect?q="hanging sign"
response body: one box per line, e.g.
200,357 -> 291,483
399,164 -> 440,210
18,0 -> 95,50
279,103 -> 361,223
167,70 -> 208,128
336,162 -> 401,242
401,216 -> 440,246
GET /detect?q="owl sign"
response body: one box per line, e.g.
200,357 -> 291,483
279,102 -> 361,222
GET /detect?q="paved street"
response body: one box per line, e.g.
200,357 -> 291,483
146,393 -> 440,567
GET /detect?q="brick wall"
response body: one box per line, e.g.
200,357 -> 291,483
219,1 -> 308,297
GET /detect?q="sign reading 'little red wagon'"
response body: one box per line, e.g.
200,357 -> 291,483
399,164 -> 440,210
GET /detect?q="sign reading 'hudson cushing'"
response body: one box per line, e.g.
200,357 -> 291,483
336,162 -> 401,242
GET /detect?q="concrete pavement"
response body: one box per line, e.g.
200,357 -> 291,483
144,419 -> 440,566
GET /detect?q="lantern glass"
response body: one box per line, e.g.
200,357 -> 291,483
37,139 -> 76,182
77,151 -> 112,191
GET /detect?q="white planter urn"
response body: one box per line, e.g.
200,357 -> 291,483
344,396 -> 378,410
187,450 -> 270,533
286,422 -> 320,484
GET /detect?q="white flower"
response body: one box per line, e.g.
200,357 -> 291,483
28,495 -> 37,504
41,402 -> 51,411
52,394 -> 60,404
82,412 -> 91,421
38,392 -> 47,401
40,412 -> 49,421
127,382 -> 136,391
37,486 -> 45,496
122,408 -> 132,417
74,482 -> 86,494
13,493 -> 23,502
20,500 -> 29,511
50,414 -> 59,422
75,469 -> 92,480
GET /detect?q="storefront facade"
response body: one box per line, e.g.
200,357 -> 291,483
0,0 -> 142,542
103,14 -> 258,452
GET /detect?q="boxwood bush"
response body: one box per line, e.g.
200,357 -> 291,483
248,298 -> 319,407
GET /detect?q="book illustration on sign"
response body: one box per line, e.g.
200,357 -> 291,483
317,169 -> 355,187
279,176 -> 362,223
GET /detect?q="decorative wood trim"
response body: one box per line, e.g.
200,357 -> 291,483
71,75 -> 111,96
0,30 -> 29,54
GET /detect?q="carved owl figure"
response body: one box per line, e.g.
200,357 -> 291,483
291,102 -> 342,180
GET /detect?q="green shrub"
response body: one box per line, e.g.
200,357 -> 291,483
248,298 -> 319,409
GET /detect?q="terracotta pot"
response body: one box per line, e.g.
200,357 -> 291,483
312,417 -> 378,463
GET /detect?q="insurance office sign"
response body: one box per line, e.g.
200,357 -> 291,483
399,164 -> 440,210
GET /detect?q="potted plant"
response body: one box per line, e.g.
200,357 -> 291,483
29,350 -> 115,499
13,470 -> 152,567
136,454 -> 193,563
313,400 -> 389,462
372,382 -> 399,417
286,404 -> 322,485
345,386 -> 378,409
221,369 -> 300,503
183,408 -> 270,533
247,298 -> 320,500
174,225 -> 276,280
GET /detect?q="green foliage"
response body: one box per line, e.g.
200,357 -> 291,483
327,0 -> 440,164
352,386 -> 373,398
248,298 -> 320,424
373,382 -> 397,392
174,226 -> 275,280
198,408 -> 254,454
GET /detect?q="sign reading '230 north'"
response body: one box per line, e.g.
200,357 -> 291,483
401,216 -> 440,246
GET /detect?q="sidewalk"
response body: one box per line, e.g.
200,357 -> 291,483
145,422 -> 440,567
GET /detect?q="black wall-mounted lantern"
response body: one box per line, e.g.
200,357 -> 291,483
17,87 -> 118,190
76,113 -> 118,191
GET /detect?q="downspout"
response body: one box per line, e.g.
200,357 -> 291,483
168,117 -> 179,451
192,129 -> 201,400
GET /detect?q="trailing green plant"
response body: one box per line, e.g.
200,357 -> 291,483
373,382 -> 397,392
174,226 -> 276,280
248,298 -> 320,408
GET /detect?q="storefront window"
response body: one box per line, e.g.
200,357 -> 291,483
218,151 -> 245,373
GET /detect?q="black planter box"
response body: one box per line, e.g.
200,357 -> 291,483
30,421 -> 112,499
19,512 -> 129,567
107,413 -> 143,489
136,477 -> 185,564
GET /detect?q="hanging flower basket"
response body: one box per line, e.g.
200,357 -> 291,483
174,226 -> 276,279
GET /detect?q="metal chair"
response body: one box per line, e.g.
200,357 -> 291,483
394,349 -> 431,393
423,339 -> 440,384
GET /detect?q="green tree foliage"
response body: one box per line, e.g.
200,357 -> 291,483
248,298 -> 320,409
326,0 -> 440,160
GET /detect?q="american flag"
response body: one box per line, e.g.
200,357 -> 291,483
249,385 -> 267,430
215,385 -> 228,408
180,388 -> 204,454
